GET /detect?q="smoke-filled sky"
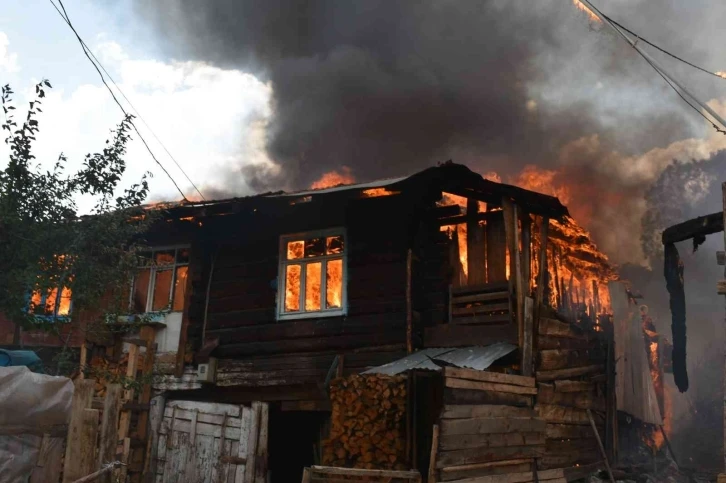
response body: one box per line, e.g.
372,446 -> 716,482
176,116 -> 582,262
128,0 -> 726,266
3,0 -> 726,267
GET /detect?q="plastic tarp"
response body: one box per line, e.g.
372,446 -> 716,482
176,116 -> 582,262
0,366 -> 73,483
0,349 -> 45,373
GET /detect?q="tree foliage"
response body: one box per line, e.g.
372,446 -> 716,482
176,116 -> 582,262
0,80 -> 153,334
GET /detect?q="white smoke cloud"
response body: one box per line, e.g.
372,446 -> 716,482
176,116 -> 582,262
0,32 -> 19,73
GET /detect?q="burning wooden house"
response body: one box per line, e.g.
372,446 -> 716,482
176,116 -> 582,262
74,162 -> 643,482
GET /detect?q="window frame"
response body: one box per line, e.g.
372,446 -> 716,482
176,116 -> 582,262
130,244 -> 190,314
277,228 -> 347,321
28,287 -> 72,321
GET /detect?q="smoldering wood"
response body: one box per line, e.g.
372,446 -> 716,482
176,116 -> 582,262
661,210 -> 723,245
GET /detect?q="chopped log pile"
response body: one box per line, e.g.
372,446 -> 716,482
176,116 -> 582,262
535,312 -> 608,472
322,375 -> 408,470
87,352 -> 144,398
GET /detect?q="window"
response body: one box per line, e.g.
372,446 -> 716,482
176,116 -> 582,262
278,229 -> 346,319
131,246 -> 189,313
29,286 -> 72,319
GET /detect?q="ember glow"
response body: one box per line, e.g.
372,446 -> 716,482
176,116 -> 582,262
361,187 -> 400,197
310,167 -> 355,189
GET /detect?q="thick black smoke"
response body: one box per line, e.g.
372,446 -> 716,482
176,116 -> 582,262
131,0 -> 726,263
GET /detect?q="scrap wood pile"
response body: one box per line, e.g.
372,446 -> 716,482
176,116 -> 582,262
322,374 -> 407,471
535,314 -> 608,471
435,367 -> 554,482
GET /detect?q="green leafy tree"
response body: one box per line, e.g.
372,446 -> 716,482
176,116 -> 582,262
0,80 -> 153,355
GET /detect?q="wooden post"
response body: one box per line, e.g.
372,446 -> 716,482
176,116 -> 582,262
79,343 -> 88,379
244,402 -> 262,483
503,198 -> 524,351
428,424 -> 439,483
98,384 -> 122,483
522,297 -> 534,376
255,403 -> 269,483
535,217 -> 549,333
63,379 -> 95,483
521,212 -> 532,295
175,244 -> 197,377
78,409 -> 101,482
142,394 -> 166,483
467,198 -> 486,285
406,249 -> 413,354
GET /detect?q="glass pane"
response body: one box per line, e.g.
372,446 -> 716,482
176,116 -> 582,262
44,288 -> 59,315
57,287 -> 72,316
152,269 -> 173,311
133,269 -> 151,313
326,236 -> 344,255
284,264 -> 301,311
305,262 -> 322,311
326,259 -> 343,309
172,266 -> 188,311
176,248 -> 190,264
287,241 -> 304,260
305,238 -> 325,258
154,250 -> 175,266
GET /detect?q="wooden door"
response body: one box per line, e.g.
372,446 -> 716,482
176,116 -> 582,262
155,400 -> 269,483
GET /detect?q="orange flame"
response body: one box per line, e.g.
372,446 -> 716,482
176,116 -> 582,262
716,71 -> 726,79
362,187 -> 400,197
311,167 -> 355,189
572,0 -> 601,23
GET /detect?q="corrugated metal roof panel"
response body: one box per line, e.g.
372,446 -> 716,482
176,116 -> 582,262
360,342 -> 517,376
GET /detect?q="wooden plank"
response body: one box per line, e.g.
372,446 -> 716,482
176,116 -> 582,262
553,380 -> 595,393
452,303 -> 510,316
451,313 -> 511,325
137,326 -> 157,442
445,378 -> 538,396
441,405 -> 536,419
62,379 -> 95,483
280,400 -> 331,412
536,335 -> 596,351
30,436 -> 65,483
537,318 -> 588,340
535,365 -> 604,382
453,291 -> 509,304
545,423 -> 602,439
439,468 -> 565,483
439,461 -> 532,481
453,282 -> 510,295
444,367 -> 535,387
468,198 -> 487,286
439,431 -> 545,451
175,243 -> 197,377
163,407 -> 244,427
535,404 -> 603,425
235,405 -> 252,483
443,388 -> 533,407
118,343 -> 140,443
309,466 -> 420,478
118,437 -> 131,482
166,400 -> 241,417
254,403 -> 269,483
537,348 -> 605,372
436,444 -> 546,468
142,394 -> 166,482
521,297 -> 534,377
440,417 -> 546,436
244,402 -> 261,483
78,409 -> 100,481
98,384 -> 121,482
537,383 -> 605,411
159,418 -> 242,439
428,425 -> 439,483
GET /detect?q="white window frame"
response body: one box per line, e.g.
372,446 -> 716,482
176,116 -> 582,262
130,245 -> 190,314
277,228 -> 347,320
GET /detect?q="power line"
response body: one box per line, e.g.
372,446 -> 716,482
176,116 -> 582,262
48,0 -> 194,201
581,0 -> 726,134
600,15 -> 726,81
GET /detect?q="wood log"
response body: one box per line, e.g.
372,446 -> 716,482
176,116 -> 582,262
443,367 -> 535,387
440,417 -> 546,436
537,348 -> 605,371
441,405 -> 535,420
552,380 -> 595,393
445,378 -> 538,396
537,318 -> 588,340
535,404 -> 603,425
536,383 -> 606,411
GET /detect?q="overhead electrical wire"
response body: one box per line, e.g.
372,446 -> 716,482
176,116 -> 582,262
580,0 -> 726,135
48,0 -> 203,201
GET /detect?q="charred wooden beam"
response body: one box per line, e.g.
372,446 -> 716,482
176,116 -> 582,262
661,211 -> 723,245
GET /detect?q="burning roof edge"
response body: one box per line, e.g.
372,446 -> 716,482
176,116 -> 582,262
152,162 -> 569,219
360,342 -> 517,376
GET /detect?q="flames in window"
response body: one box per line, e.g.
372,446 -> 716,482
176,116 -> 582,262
30,286 -> 72,317
283,235 -> 344,314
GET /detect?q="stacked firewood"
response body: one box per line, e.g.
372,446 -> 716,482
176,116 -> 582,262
322,374 -> 407,470
534,313 -> 608,471
87,352 -> 143,398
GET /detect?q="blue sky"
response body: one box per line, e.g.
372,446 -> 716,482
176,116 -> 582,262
0,0 -> 275,206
